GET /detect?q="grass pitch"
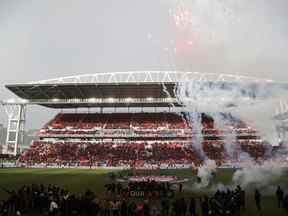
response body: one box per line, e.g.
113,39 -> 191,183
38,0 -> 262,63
0,168 -> 287,216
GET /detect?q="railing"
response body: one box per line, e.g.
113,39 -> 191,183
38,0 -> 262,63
38,128 -> 258,139
6,97 -> 178,105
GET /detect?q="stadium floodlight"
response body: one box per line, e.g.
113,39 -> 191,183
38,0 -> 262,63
7,98 -> 16,103
125,97 -> 133,102
88,98 -> 97,103
146,97 -> 154,102
107,97 -> 115,103
166,97 -> 174,102
20,99 -> 29,104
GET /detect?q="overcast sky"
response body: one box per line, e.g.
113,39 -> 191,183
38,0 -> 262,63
0,0 -> 288,129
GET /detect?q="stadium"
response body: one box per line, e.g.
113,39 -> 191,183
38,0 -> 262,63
2,71 -> 279,167
1,0 -> 288,214
1,71 -> 288,216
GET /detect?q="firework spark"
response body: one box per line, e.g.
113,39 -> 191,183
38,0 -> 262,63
170,2 -> 193,31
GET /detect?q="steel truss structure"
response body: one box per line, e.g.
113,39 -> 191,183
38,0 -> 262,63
30,71 -> 274,84
0,101 -> 26,155
275,100 -> 288,120
274,100 -> 288,142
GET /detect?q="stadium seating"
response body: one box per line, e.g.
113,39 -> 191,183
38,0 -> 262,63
19,112 -> 266,167
40,113 -> 189,136
19,141 -> 192,166
39,112 -> 254,138
19,140 -> 266,167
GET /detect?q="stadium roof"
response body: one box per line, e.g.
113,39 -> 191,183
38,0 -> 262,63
5,71 -> 276,109
23,71 -> 273,84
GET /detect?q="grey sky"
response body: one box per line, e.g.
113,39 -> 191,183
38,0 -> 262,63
0,0 -> 288,129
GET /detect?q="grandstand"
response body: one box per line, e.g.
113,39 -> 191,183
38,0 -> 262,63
2,71 -> 270,168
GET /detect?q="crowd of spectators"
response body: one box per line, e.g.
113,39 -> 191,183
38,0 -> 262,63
39,113 -> 189,137
38,113 -> 255,139
18,141 -> 197,167
18,140 -> 266,168
1,183 -> 288,216
17,112 -> 268,168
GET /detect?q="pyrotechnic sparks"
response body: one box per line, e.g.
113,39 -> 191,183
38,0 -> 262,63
166,0 -> 240,63
168,1 -> 196,61
170,2 -> 193,31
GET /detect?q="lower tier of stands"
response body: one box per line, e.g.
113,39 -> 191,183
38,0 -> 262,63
18,140 -> 267,167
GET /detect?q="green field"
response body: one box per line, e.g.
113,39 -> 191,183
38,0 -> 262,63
0,168 -> 287,216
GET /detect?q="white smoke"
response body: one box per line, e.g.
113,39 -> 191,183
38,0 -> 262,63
211,113 -> 237,159
195,159 -> 217,188
175,80 -> 206,158
238,151 -> 253,162
232,99 -> 280,146
186,112 -> 206,159
232,160 -> 284,189
175,79 -> 288,147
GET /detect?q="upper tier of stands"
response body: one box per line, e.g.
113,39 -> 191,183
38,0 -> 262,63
39,112 -> 256,137
45,113 -> 188,130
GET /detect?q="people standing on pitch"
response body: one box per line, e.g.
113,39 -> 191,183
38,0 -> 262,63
255,189 -> 262,215
284,194 -> 288,216
188,197 -> 196,216
276,186 -> 284,208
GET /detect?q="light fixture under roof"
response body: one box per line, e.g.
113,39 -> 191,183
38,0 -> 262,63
107,97 -> 115,103
88,98 -> 97,102
125,97 -> 133,102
